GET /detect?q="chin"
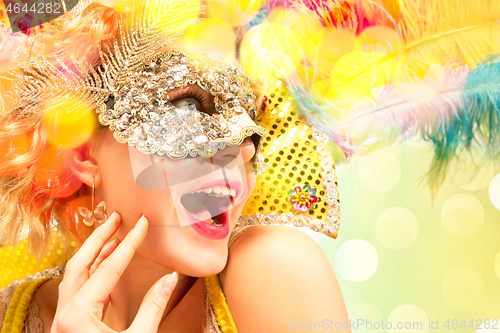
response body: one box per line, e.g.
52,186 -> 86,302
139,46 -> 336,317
140,226 -> 232,277
136,182 -> 249,277
183,249 -> 229,277
172,247 -> 229,278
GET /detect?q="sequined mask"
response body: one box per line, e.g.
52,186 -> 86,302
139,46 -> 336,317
98,50 -> 266,158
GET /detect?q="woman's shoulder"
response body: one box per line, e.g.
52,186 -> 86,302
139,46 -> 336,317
224,225 -> 336,279
222,225 -> 350,332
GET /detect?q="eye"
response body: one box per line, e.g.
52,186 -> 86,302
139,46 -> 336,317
168,85 -> 216,115
172,98 -> 201,112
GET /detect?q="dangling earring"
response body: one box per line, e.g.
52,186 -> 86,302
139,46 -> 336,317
251,141 -> 269,177
251,152 -> 265,177
77,177 -> 107,226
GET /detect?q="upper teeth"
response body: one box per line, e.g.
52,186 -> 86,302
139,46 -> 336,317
193,185 -> 236,197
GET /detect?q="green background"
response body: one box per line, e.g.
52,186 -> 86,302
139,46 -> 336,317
307,139 -> 500,332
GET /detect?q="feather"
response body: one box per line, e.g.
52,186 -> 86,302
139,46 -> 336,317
426,54 -> 500,187
243,4 -> 271,31
397,0 -> 500,43
250,0 -> 500,191
300,55 -> 500,190
4,0 -> 204,118
286,0 -> 395,32
95,0 -> 204,86
329,0 -> 500,87
0,23 -> 29,71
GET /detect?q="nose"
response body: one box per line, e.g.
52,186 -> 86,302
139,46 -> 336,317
211,138 -> 255,167
211,143 -> 240,168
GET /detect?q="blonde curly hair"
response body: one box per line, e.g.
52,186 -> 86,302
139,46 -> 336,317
0,2 -> 124,256
0,0 -> 252,256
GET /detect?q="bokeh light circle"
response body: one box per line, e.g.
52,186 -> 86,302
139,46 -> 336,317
184,18 -> 237,57
43,95 -> 95,149
32,147 -> 82,198
358,150 -> 401,193
442,267 -> 485,311
454,162 -> 497,191
441,194 -> 484,237
348,302 -> 384,333
489,173 -> 500,211
207,0 -> 264,27
387,305 -> 430,333
405,142 -> 434,178
376,207 -> 419,250
335,239 -> 378,282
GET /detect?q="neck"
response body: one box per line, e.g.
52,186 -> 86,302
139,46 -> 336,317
102,253 -> 197,330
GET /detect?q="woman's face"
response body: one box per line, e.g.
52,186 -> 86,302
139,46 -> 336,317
95,127 -> 255,276
92,84 -> 257,277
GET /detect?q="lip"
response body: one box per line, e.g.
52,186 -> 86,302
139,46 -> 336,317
185,209 -> 230,240
175,176 -> 244,239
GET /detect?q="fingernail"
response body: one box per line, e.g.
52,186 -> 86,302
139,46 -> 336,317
135,215 -> 147,229
108,212 -> 117,221
162,272 -> 178,296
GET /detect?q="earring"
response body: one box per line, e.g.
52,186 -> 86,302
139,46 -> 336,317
77,177 -> 107,226
251,142 -> 269,177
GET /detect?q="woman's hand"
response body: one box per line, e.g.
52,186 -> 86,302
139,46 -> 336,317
51,213 -> 177,333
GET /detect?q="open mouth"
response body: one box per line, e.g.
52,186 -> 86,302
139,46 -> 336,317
180,185 -> 235,226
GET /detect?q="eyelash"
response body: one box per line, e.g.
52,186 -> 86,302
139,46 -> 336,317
169,86 -> 210,106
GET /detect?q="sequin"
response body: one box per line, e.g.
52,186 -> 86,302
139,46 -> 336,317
98,50 -> 266,159
239,80 -> 341,239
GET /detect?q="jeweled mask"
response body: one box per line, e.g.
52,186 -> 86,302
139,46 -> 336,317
98,50 -> 266,158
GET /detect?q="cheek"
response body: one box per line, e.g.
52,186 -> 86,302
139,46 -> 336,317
98,143 -> 137,204
245,163 -> 257,193
96,135 -> 177,226
241,140 -> 256,162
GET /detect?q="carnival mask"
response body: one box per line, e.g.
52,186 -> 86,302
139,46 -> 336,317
99,49 -> 266,159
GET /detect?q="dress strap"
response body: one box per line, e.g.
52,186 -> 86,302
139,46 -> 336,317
1,277 -> 52,333
204,275 -> 239,333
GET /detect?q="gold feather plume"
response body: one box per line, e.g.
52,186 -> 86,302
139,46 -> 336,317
6,0 -> 203,118
332,0 -> 500,86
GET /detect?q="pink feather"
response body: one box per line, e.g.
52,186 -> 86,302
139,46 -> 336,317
323,64 -> 471,155
0,23 -> 30,71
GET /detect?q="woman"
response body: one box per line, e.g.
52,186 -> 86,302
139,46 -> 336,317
0,1 -> 349,332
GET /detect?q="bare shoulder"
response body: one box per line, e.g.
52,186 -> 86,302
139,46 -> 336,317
221,225 -> 351,332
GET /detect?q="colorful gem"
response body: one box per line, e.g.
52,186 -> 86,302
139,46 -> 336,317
288,183 -> 318,213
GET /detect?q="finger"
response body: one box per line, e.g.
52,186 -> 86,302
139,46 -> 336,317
77,215 -> 149,304
89,240 -> 119,276
102,295 -> 111,320
65,212 -> 121,280
91,241 -> 119,321
68,212 -> 121,270
128,272 -> 178,332
58,212 -> 121,306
